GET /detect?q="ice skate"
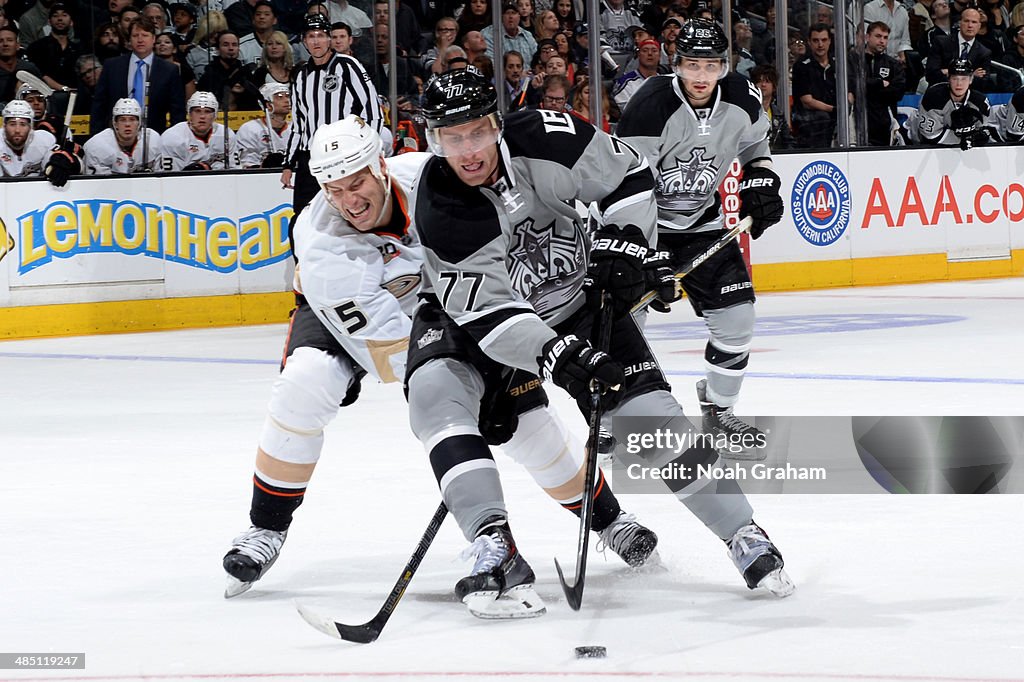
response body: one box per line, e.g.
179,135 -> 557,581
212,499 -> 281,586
455,518 -> 545,619
697,379 -> 767,461
223,526 -> 287,598
726,522 -> 795,597
596,512 -> 659,568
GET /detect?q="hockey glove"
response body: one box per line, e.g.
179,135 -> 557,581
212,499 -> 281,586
584,224 -> 649,315
261,152 -> 286,168
949,106 -> 983,137
642,249 -> 681,313
183,161 -> 212,171
45,148 -> 81,187
539,334 -> 624,407
738,166 -> 784,239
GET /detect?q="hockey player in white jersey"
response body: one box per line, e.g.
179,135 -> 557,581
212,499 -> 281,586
616,19 -> 786,458
222,115 -> 657,602
161,91 -> 238,171
83,98 -> 163,174
1,99 -> 79,186
408,67 -> 793,610
236,83 -> 291,169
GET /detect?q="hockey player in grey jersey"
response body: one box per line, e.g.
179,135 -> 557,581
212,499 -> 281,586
222,115 -> 657,601
917,58 -> 993,150
408,67 -> 794,612
616,19 -> 786,458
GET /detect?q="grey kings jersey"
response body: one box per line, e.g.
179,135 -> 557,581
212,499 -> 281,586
414,108 -> 657,374
616,73 -> 772,234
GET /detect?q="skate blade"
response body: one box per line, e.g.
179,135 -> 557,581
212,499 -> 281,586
758,567 -> 796,598
224,575 -> 255,599
464,584 -> 546,619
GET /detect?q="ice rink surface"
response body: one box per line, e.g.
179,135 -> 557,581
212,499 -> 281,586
2,278 -> 1023,682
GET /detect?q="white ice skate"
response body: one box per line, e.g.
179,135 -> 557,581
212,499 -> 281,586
223,526 -> 287,598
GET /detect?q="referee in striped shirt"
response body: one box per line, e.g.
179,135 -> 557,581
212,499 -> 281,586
282,13 -> 383,254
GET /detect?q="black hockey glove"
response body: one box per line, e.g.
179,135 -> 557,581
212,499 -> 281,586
539,334 -> 624,407
949,106 -> 983,137
44,148 -> 81,187
183,161 -> 212,171
261,152 -> 286,168
738,166 -> 784,240
478,381 -> 517,446
584,224 -> 649,315
340,375 -> 362,407
642,249 -> 680,313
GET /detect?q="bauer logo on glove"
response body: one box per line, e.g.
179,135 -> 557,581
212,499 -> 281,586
738,165 -> 784,240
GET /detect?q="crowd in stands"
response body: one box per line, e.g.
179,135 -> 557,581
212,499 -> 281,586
5,0 -> 1024,181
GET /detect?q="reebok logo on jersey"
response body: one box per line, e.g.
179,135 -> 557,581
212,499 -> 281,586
417,328 -> 443,349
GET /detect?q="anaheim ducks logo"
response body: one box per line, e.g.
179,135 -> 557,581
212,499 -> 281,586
382,273 -> 420,299
0,215 -> 14,264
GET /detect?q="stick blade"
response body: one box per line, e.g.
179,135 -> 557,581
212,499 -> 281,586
295,602 -> 380,644
554,557 -> 584,611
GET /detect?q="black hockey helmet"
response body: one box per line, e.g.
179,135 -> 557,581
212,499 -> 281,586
948,58 -> 974,76
421,66 -> 498,130
303,12 -> 331,34
676,18 -> 729,60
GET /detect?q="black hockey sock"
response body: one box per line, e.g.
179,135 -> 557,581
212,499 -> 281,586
249,474 -> 305,532
561,470 -> 621,532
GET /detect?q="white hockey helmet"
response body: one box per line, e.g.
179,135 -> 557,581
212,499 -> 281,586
112,97 -> 142,120
259,83 -> 289,107
309,115 -> 386,188
187,90 -> 219,115
2,99 -> 34,123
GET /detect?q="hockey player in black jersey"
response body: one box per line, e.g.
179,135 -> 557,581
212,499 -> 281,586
916,58 -> 993,150
616,19 -> 786,459
408,67 -> 793,615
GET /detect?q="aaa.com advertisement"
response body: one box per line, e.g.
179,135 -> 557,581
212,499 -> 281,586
752,146 -> 1024,268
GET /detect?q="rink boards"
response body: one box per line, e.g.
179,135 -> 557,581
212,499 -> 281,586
1,147 -> 1023,339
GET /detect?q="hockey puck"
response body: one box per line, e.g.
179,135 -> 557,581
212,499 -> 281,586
575,646 -> 607,659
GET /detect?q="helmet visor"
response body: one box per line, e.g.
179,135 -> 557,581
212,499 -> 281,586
675,57 -> 729,82
425,113 -> 501,157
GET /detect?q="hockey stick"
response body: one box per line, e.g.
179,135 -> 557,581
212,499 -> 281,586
296,501 -> 448,643
15,70 -> 54,97
553,292 -> 615,611
62,90 -> 77,142
631,216 -> 754,314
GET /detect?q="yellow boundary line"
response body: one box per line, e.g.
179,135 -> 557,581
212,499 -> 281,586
2,251 -> 1022,340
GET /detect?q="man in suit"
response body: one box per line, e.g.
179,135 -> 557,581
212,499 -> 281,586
90,16 -> 186,135
926,6 -> 993,91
